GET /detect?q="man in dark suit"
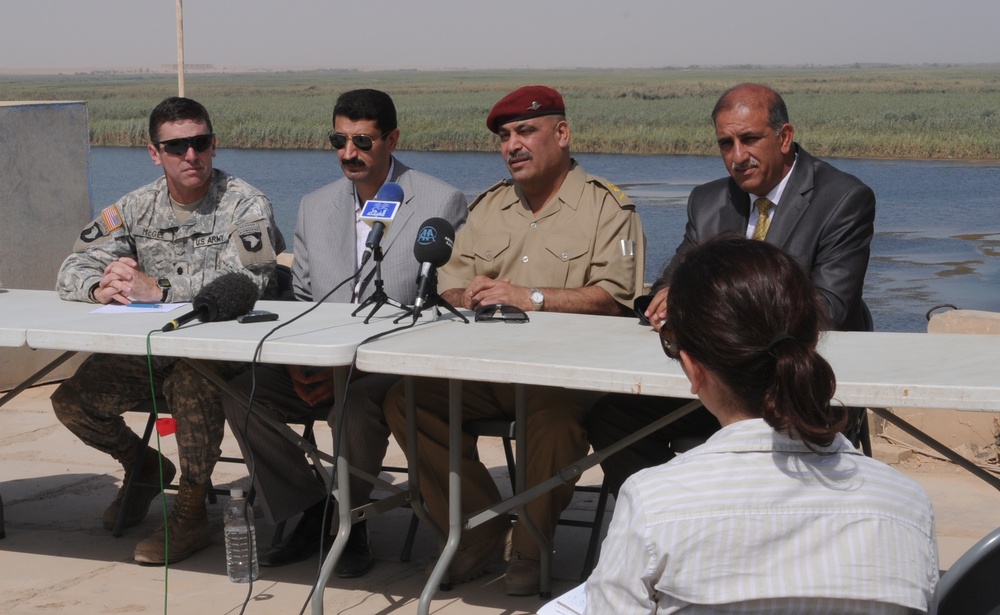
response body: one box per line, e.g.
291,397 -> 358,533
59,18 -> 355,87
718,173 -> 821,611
221,89 -> 467,577
587,83 -> 876,496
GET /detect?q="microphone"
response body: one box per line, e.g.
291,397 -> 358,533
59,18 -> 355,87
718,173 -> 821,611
359,182 -> 404,266
411,217 -> 456,319
162,272 -> 259,332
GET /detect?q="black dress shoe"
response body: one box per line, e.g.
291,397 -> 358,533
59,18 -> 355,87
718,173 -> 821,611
334,521 -> 374,578
260,500 -> 332,567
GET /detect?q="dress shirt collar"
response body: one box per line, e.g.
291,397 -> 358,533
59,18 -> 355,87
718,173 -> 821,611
688,417 -> 862,457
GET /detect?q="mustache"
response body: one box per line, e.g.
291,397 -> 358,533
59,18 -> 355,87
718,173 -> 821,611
341,157 -> 365,167
732,157 -> 760,173
507,152 -> 531,165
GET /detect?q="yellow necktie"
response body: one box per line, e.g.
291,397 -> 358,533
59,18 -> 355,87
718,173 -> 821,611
752,197 -> 774,241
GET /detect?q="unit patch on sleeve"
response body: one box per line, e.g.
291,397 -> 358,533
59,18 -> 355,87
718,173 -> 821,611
79,222 -> 105,243
237,223 -> 263,252
232,220 -> 276,266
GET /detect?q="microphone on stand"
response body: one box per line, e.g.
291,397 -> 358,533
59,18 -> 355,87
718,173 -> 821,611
162,272 -> 259,332
359,182 -> 403,266
411,217 -> 456,321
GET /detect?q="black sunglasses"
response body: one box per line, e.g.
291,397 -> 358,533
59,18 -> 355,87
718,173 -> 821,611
475,303 -> 530,323
329,132 -> 387,152
154,133 -> 214,156
659,323 -> 681,359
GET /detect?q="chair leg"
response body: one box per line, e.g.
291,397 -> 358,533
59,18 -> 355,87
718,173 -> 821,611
271,520 -> 288,548
580,477 -> 612,581
859,409 -> 873,457
400,510 -> 421,562
501,437 -> 517,492
112,411 -> 157,537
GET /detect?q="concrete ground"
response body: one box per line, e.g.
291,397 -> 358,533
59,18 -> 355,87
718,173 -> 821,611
2,383 -> 999,615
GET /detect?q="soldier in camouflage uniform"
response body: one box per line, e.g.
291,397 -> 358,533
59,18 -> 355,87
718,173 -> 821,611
50,97 -> 285,565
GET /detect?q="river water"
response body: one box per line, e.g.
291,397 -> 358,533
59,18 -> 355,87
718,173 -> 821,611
88,147 -> 1000,333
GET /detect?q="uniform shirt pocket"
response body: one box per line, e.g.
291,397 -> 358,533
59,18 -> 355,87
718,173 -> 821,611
543,234 -> 592,286
473,232 -> 511,277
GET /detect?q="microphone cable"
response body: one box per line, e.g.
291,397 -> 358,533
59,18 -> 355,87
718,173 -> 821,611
231,266 -> 417,615
296,318 -> 421,615
232,271 -> 356,615
140,328 -> 173,615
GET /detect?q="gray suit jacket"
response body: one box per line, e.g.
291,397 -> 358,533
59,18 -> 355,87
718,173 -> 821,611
654,145 -> 875,331
291,158 -> 468,304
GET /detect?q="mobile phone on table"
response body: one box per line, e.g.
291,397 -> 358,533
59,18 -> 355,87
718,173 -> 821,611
237,310 -> 279,324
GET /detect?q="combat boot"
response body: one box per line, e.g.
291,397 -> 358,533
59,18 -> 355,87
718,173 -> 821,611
104,444 -> 177,531
133,479 -> 212,565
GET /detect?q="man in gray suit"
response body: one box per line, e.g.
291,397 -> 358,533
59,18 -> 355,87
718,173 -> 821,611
587,83 -> 876,495
221,89 -> 467,577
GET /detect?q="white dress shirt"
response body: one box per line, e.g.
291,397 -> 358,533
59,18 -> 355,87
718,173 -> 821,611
352,160 -> 396,301
586,418 -> 938,614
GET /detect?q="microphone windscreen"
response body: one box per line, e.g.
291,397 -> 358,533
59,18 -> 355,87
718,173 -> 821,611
413,217 -> 455,267
192,272 -> 259,322
374,182 -> 404,203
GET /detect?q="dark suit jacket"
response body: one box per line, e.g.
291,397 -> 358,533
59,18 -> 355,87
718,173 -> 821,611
291,158 -> 468,304
653,145 -> 875,331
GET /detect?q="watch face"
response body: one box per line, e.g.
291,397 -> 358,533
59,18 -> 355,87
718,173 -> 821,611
531,291 -> 543,302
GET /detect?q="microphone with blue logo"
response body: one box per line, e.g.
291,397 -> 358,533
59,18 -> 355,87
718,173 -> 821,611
401,217 -> 468,324
352,182 -> 410,322
359,182 -> 403,267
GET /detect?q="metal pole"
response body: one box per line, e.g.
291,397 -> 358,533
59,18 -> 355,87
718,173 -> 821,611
176,0 -> 185,97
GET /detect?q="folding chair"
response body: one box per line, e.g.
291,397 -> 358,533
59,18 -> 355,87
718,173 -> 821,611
464,418 -> 612,582
932,526 -> 1000,615
111,397 -> 241,537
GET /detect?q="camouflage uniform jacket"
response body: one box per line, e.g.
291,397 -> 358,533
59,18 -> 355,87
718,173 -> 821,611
57,168 -> 286,302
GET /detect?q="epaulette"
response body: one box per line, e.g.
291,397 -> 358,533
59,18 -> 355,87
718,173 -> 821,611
588,175 -> 635,208
468,178 -> 513,211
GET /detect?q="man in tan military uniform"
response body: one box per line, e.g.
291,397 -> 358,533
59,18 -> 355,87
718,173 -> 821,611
383,85 -> 644,595
51,97 -> 285,565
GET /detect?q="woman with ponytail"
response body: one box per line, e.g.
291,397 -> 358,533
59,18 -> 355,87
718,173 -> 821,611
586,235 -> 938,614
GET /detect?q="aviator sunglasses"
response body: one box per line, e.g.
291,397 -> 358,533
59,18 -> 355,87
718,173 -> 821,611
329,132 -> 388,152
474,303 -> 530,323
154,133 -> 214,155
659,322 -> 681,359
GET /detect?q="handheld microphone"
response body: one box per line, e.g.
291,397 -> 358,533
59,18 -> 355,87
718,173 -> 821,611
359,182 -> 403,266
162,272 -> 259,332
411,217 -> 456,320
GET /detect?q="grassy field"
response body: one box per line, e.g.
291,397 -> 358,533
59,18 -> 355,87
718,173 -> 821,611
3,66 -> 1000,159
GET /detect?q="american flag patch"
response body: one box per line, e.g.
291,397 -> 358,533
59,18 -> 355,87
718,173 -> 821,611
101,205 -> 123,231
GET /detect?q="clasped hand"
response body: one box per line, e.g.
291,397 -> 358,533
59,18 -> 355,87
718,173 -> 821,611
94,257 -> 159,304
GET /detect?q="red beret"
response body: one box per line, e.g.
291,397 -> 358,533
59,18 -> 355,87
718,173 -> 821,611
486,85 -> 566,134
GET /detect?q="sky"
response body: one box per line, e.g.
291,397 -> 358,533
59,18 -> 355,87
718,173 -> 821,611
2,0 -> 1000,72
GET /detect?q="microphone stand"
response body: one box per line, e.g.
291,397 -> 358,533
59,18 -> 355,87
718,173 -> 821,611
394,269 -> 468,324
352,245 -> 413,324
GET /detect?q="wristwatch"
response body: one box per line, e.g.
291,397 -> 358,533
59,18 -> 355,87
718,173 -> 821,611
530,288 -> 545,312
157,278 -> 171,302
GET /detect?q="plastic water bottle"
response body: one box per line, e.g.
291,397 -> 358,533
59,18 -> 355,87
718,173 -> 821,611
224,488 -> 258,583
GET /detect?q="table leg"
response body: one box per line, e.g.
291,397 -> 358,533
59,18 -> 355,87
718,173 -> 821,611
512,383 -> 552,598
311,368 -> 350,615
870,407 -> 1000,492
0,350 -> 76,410
418,378 -> 464,614
465,399 -> 706,529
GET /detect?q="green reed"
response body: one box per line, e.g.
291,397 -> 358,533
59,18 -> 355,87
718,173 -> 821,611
3,66 -> 1000,158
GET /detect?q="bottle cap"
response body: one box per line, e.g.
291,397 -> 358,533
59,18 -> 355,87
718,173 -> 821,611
230,488 -> 243,498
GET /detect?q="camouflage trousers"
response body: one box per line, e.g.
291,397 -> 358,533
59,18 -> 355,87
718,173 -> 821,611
51,353 -> 245,485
